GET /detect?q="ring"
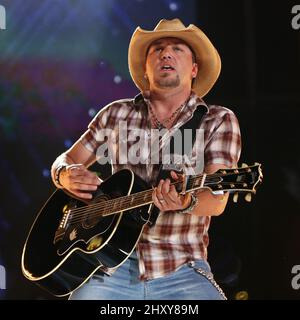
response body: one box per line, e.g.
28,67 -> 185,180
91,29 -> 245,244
159,199 -> 165,203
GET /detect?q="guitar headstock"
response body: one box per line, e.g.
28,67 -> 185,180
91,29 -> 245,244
212,163 -> 263,202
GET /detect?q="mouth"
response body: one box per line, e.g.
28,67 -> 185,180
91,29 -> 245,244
160,65 -> 175,72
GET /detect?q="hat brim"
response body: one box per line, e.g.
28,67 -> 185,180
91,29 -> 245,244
128,24 -> 221,98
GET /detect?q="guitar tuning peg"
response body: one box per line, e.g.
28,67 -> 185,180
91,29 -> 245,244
241,163 -> 248,168
233,193 -> 239,203
245,193 -> 252,202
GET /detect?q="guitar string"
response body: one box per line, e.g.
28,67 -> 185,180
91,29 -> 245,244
67,174 -> 212,217
67,177 -> 202,219
66,181 -> 250,226
68,167 -> 249,218
65,171 -> 247,221
67,173 -> 204,216
66,171 -> 233,217
66,178 -> 249,225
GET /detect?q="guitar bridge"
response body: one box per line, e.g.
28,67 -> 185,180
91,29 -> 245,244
53,209 -> 70,244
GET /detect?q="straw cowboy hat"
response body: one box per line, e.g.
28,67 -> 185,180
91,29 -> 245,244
128,18 -> 221,98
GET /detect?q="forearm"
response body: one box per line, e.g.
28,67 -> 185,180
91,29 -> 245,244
185,163 -> 232,216
189,189 -> 229,216
51,141 -> 97,189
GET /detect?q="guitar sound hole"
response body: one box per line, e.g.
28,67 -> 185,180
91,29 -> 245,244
82,194 -> 110,229
83,216 -> 100,229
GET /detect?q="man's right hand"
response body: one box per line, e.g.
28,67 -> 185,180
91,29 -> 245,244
59,164 -> 101,199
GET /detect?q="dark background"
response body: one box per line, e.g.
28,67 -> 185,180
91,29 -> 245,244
0,0 -> 299,300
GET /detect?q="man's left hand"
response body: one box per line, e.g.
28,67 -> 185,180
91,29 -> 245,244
152,171 -> 191,212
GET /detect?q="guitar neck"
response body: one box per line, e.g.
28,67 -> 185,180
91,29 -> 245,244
101,173 -> 206,217
100,164 -> 261,217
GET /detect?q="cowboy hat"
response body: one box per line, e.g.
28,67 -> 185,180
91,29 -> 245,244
128,18 -> 221,98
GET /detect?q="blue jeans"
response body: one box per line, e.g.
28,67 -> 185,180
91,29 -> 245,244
69,252 -> 226,300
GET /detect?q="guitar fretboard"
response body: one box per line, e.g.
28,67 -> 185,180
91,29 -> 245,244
100,174 -> 207,217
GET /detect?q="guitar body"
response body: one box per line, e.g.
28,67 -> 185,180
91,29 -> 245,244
21,169 -> 152,297
21,163 -> 263,297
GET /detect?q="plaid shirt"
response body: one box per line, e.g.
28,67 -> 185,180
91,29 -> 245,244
79,91 -> 241,280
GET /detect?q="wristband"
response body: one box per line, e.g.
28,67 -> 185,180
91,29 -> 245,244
54,165 -> 67,187
177,193 -> 198,214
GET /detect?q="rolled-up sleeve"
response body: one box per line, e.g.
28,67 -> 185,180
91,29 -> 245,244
205,110 -> 241,168
79,107 -> 110,154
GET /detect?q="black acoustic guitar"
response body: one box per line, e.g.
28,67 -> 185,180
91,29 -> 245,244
21,163 -> 263,297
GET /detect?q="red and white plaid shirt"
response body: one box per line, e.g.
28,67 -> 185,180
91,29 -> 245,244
79,91 -> 241,280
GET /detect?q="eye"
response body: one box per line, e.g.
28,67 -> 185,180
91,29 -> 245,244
174,46 -> 182,51
150,46 -> 162,52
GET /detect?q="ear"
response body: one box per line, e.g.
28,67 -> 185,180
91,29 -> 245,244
191,62 -> 198,79
144,63 -> 149,78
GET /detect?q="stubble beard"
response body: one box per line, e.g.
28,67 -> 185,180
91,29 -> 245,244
154,74 -> 180,89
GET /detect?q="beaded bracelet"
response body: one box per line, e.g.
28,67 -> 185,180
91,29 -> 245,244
177,194 -> 198,214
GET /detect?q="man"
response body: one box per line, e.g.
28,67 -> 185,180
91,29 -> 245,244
51,19 -> 241,300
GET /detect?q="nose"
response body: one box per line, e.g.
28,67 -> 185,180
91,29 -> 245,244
160,47 -> 172,60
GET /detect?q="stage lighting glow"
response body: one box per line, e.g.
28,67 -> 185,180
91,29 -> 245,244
114,75 -> 122,84
99,61 -> 106,68
64,139 -> 73,148
169,2 -> 179,11
88,108 -> 96,117
42,169 -> 50,178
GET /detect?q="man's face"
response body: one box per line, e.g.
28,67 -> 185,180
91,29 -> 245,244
145,37 -> 198,91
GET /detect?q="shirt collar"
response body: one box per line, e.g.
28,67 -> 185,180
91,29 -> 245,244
134,91 -> 209,113
186,91 -> 209,113
133,93 -> 147,110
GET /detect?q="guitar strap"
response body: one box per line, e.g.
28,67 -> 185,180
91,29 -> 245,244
148,105 -> 207,226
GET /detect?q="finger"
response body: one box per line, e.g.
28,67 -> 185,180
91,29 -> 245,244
153,188 -> 168,210
67,164 -> 85,175
160,179 -> 176,207
154,181 -> 171,209
161,179 -> 171,197
83,173 -> 101,185
170,171 -> 179,180
70,189 -> 93,200
68,166 -> 100,184
83,170 -> 101,181
152,188 -> 163,210
156,179 -> 164,200
72,182 -> 98,191
168,184 -> 180,203
70,174 -> 101,186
